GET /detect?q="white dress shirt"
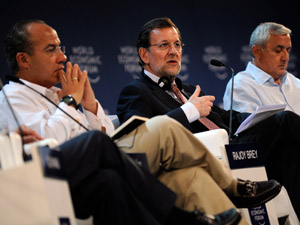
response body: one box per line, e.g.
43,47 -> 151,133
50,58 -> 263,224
144,70 -> 200,122
0,79 -> 114,144
223,62 -> 300,115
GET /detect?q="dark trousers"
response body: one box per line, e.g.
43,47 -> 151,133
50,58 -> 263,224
232,111 -> 300,217
55,130 -> 176,225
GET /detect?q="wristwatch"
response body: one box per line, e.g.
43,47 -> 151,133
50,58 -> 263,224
61,95 -> 79,110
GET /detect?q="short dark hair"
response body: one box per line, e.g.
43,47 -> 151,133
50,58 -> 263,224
4,19 -> 46,75
136,17 -> 182,67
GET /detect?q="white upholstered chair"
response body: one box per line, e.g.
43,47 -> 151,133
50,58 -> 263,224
0,134 -> 77,225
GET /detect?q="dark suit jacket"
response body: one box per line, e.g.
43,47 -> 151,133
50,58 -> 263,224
117,73 -> 248,134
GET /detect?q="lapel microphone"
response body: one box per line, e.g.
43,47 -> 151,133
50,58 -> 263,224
5,75 -> 89,131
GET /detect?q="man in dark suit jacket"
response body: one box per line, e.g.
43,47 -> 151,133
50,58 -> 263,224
117,17 -> 300,217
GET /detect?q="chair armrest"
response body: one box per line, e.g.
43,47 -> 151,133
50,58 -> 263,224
107,115 -> 120,129
194,129 -> 229,165
24,138 -> 59,155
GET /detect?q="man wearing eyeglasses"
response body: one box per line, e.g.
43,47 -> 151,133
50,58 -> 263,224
1,19 -> 114,144
117,17 -> 300,217
117,17 -> 217,130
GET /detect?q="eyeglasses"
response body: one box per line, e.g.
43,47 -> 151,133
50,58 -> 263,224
44,45 -> 66,55
149,42 -> 184,52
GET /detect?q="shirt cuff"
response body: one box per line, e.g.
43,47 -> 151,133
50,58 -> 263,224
181,102 -> 200,123
83,100 -> 115,134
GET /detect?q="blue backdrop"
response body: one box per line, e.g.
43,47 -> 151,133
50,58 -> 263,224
0,0 -> 299,114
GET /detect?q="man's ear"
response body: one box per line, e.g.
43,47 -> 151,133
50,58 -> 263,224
252,45 -> 262,59
16,52 -> 30,69
138,47 -> 149,64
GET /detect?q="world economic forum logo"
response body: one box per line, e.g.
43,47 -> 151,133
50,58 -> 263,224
68,46 -> 102,84
202,45 -> 229,80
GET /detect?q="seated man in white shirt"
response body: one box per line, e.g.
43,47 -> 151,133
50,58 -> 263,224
1,19 -> 114,144
223,22 -> 300,114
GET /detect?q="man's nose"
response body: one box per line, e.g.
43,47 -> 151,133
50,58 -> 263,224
168,44 -> 179,54
57,50 -> 67,63
281,49 -> 289,61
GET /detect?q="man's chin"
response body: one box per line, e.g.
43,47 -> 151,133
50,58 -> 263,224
164,68 -> 181,77
278,69 -> 287,76
50,76 -> 60,87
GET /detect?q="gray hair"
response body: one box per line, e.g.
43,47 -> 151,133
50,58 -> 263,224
249,22 -> 291,52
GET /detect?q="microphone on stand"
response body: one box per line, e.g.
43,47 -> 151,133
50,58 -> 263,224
210,59 -> 235,141
5,75 -> 89,131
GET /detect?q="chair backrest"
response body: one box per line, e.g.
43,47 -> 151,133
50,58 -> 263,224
0,134 -> 77,225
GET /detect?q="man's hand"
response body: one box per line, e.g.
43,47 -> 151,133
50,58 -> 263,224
58,62 -> 97,114
58,62 -> 87,107
80,70 -> 98,115
16,125 -> 43,144
188,85 -> 215,117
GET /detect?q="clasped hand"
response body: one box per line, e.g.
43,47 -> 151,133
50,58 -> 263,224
58,62 -> 98,114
